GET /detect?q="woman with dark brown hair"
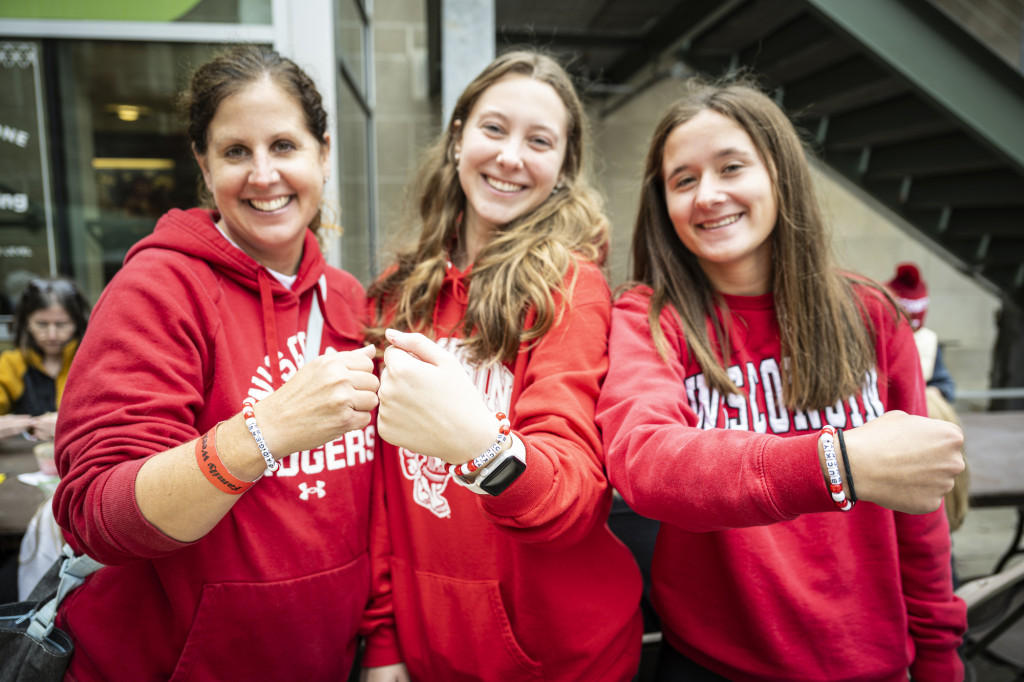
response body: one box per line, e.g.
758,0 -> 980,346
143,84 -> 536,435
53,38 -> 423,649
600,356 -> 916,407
51,45 -> 379,680
598,77 -> 967,681
0,277 -> 89,442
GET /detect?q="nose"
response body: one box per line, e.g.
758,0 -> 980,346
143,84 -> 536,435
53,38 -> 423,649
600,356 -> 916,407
249,150 -> 280,186
496,143 -> 523,170
694,177 -> 725,210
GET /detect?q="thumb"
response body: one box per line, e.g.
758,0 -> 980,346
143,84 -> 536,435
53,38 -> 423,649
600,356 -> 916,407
384,329 -> 444,366
356,343 -> 376,358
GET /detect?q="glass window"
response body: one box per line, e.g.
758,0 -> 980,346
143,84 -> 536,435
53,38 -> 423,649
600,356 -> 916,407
337,0 -> 367,95
54,41 -> 225,304
335,0 -> 377,285
338,88 -> 372,284
0,41 -> 53,319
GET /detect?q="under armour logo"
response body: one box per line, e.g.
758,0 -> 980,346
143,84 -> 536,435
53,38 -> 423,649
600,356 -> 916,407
298,480 -> 326,500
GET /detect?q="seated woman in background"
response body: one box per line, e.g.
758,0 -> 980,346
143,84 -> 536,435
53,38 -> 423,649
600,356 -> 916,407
0,277 -> 90,442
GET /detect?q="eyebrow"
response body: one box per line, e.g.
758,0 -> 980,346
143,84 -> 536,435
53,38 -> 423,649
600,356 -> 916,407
476,108 -> 562,141
665,146 -> 754,180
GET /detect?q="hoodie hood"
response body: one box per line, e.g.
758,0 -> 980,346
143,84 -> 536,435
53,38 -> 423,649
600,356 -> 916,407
125,208 -> 361,389
126,208 -> 326,298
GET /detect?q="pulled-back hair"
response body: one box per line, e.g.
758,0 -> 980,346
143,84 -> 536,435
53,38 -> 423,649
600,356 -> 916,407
180,44 -> 329,232
14,277 -> 90,354
632,76 -> 897,410
367,50 -> 609,365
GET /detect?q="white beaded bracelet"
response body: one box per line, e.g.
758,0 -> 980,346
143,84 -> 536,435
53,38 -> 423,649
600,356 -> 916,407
242,397 -> 278,472
442,412 -> 512,477
819,425 -> 852,511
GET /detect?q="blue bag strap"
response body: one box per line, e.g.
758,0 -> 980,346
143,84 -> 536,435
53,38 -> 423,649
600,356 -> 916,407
26,544 -> 104,641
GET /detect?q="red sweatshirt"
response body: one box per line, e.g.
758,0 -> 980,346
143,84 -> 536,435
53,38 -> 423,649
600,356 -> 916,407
52,208 -> 376,681
362,259 -> 644,681
596,285 -> 965,682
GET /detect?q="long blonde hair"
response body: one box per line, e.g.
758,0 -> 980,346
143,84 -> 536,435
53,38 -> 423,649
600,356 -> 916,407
631,76 -> 899,410
367,51 -> 608,365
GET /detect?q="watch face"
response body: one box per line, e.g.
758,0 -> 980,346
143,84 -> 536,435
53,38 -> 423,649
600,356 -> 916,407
480,455 -> 527,496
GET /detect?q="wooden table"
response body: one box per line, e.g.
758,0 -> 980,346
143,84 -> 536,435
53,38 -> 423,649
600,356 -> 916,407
961,410 -> 1024,572
0,438 -> 48,549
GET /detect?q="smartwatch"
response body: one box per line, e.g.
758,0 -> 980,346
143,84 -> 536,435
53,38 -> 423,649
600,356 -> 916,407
456,434 -> 527,496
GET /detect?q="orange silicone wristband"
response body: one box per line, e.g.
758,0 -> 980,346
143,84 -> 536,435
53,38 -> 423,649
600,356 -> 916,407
195,423 -> 258,495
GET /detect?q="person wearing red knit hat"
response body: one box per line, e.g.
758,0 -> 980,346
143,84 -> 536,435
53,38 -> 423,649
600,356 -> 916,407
886,263 -> 956,403
887,263 -> 970,578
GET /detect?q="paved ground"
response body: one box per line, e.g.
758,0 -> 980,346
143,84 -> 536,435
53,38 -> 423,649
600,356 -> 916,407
953,506 -> 1024,681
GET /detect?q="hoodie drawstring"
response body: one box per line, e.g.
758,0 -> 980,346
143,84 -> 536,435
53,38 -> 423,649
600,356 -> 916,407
257,269 -> 283,391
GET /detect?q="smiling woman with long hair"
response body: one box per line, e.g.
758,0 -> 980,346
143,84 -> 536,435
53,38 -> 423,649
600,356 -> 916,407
598,76 -> 966,681
361,51 -> 643,682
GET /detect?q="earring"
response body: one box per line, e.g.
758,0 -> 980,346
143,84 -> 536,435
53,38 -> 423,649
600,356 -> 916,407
323,176 -> 329,184
551,182 -> 564,195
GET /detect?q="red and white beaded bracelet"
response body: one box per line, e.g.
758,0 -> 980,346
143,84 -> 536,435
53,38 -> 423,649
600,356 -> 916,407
242,397 -> 279,472
442,412 -> 512,477
819,425 -> 853,511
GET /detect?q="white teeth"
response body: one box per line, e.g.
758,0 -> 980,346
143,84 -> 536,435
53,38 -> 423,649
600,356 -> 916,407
249,196 -> 290,211
486,177 -> 524,193
701,214 -> 741,229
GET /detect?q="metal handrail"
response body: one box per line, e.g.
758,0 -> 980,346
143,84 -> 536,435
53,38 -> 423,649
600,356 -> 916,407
956,388 -> 1024,400
925,0 -> 1024,71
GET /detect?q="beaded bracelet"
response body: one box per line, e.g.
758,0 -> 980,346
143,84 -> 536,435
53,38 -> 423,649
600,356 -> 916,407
242,397 -> 278,472
836,427 -> 857,505
442,412 -> 512,477
195,423 -> 258,495
819,426 -> 853,511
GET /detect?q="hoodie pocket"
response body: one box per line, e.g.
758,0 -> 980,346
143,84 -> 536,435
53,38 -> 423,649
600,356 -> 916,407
169,552 -> 369,682
391,556 -> 543,681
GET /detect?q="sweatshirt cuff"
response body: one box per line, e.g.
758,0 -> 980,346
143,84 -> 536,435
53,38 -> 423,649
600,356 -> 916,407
361,626 -> 403,669
761,432 -> 838,517
102,458 -> 192,557
478,438 -> 555,517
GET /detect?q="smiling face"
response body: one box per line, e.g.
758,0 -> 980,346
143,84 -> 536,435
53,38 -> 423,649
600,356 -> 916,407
194,76 -> 330,275
454,74 -> 568,257
662,108 -> 778,295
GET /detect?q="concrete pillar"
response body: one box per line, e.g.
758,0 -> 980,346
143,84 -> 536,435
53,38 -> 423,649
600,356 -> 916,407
441,0 -> 494,123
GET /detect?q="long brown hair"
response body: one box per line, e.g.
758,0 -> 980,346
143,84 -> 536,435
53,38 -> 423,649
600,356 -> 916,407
632,76 -> 898,410
367,50 -> 608,365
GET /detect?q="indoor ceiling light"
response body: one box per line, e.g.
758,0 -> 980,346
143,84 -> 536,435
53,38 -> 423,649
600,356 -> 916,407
105,104 -> 151,122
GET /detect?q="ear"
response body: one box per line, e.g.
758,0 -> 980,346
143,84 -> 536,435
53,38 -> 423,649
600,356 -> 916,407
320,133 -> 332,180
192,143 -> 213,191
451,119 -> 463,159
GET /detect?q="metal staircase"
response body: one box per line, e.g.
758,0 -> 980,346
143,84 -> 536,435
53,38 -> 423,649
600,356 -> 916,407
498,0 -> 1024,308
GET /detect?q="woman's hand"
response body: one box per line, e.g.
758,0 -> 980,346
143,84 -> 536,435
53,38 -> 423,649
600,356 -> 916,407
376,329 -> 497,464
841,410 -> 965,514
252,344 -> 380,458
360,663 -> 410,682
0,413 -> 35,439
29,411 -> 59,441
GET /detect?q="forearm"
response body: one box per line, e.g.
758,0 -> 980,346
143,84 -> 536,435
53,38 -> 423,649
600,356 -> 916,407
0,413 -> 33,439
135,413 -> 267,541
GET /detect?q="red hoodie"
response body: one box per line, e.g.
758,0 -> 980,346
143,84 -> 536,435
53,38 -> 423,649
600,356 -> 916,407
53,208 -> 375,681
597,285 -> 965,682
361,259 -> 644,681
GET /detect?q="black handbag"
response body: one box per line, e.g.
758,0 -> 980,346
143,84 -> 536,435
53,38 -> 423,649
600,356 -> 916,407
0,544 -> 103,681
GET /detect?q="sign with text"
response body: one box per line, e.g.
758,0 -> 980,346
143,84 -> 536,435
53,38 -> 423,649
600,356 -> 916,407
0,41 -> 54,314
